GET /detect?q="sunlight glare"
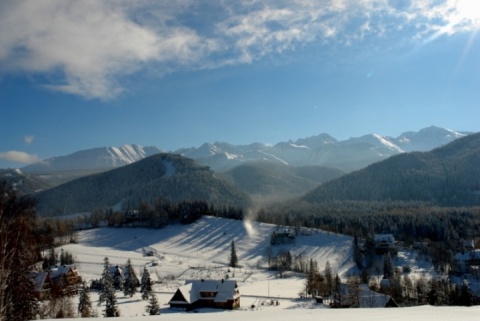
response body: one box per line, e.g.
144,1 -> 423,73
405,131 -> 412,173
456,0 -> 480,23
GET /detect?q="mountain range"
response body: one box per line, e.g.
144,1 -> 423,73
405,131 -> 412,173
3,126 -> 470,197
20,126 -> 469,176
16,127 -> 479,216
178,126 -> 469,172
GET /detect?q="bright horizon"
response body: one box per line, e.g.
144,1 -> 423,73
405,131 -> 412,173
1,0 -> 480,168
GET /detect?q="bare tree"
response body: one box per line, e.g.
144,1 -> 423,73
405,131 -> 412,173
0,182 -> 40,321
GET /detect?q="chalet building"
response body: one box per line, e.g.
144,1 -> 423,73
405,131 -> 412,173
31,272 -> 54,300
49,264 -> 82,295
30,264 -> 81,299
271,228 -> 295,245
169,279 -> 240,310
331,284 -> 398,308
374,234 -> 397,254
124,210 -> 143,225
453,249 -> 480,276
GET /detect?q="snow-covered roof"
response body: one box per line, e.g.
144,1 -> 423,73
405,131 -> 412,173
339,284 -> 396,308
358,285 -> 395,308
49,264 -> 78,279
374,234 -> 395,243
171,279 -> 239,305
454,249 -> 480,261
30,271 -> 50,292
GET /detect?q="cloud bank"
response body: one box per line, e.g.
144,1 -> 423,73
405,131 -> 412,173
0,151 -> 41,165
0,0 -> 478,100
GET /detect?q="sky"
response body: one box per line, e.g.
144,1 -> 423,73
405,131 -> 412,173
0,0 -> 479,168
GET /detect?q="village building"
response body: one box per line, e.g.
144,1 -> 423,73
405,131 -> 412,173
331,284 -> 398,308
168,279 -> 240,310
30,264 -> 81,299
452,249 -> 480,276
271,228 -> 295,245
31,271 -> 54,300
374,234 -> 397,254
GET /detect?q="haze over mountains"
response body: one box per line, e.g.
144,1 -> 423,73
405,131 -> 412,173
7,126 -> 478,216
3,126 -> 471,199
19,126 -> 469,176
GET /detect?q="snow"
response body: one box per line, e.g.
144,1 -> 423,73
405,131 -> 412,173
45,216 -> 474,320
289,143 -> 309,149
372,134 -> 405,153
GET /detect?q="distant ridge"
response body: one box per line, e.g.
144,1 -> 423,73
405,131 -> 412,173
302,132 -> 480,206
176,126 -> 469,172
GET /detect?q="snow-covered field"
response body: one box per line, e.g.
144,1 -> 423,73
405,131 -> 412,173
48,216 -> 477,320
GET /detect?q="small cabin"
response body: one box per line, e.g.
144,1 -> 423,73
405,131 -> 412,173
374,234 -> 397,254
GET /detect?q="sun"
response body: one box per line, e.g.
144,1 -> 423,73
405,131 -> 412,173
456,0 -> 480,23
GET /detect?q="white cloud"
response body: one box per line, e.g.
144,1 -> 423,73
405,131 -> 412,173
24,135 -> 34,144
0,151 -> 41,164
0,0 -> 477,100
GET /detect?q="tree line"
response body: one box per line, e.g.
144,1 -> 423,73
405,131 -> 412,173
72,198 -> 244,229
257,200 -> 480,271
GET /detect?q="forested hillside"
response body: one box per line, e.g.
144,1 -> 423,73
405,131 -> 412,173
0,169 -> 53,195
35,153 -> 251,216
303,133 -> 480,206
219,162 -> 344,198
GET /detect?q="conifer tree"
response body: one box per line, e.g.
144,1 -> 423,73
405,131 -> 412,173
98,257 -> 119,317
60,249 -> 66,266
48,246 -> 57,268
324,260 -> 333,295
383,252 -> 394,279
230,240 -> 238,268
141,267 -> 153,300
123,259 -> 139,297
146,293 -> 160,315
4,266 -> 38,321
353,234 -> 363,269
306,259 -> 318,296
459,281 -> 473,306
78,281 -> 92,318
104,291 -> 120,318
98,257 -> 112,305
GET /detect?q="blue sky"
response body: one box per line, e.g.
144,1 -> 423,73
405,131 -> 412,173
1,0 -> 479,168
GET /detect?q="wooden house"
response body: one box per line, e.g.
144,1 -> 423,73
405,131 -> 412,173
169,279 -> 240,310
30,264 -> 81,299
49,264 -> 82,296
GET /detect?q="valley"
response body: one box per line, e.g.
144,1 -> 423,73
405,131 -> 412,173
55,216 -> 443,318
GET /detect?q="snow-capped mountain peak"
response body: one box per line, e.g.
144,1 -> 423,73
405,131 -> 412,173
22,144 -> 163,173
